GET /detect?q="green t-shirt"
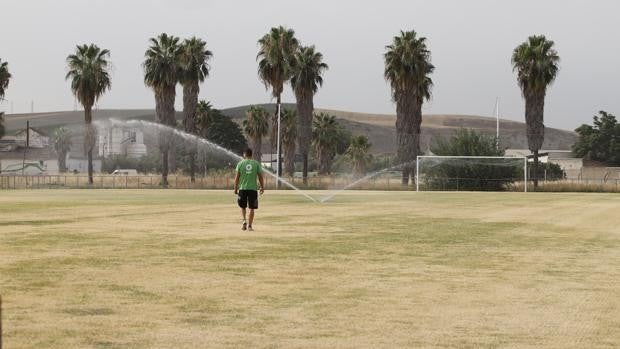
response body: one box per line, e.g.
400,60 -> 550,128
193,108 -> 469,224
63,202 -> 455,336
236,159 -> 262,190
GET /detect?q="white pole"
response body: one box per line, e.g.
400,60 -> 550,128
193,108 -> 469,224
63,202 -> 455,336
276,103 -> 281,190
496,97 -> 500,149
416,156 -> 420,192
524,156 -> 528,193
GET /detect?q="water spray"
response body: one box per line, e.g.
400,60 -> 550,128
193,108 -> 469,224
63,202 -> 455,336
319,160 -> 416,203
95,119 -> 318,203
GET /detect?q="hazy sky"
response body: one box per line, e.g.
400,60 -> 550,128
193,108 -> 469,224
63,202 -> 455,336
1,0 -> 619,130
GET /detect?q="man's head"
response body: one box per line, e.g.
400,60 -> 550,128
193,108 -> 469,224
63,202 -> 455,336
243,148 -> 253,159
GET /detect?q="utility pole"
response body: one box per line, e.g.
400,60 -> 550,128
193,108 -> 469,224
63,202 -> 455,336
31,101 -> 34,114
22,121 -> 30,176
495,97 -> 500,149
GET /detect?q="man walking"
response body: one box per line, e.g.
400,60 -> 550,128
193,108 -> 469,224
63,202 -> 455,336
234,148 -> 265,231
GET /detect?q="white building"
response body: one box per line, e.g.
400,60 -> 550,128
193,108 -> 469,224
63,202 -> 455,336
0,128 -> 58,174
66,155 -> 102,174
97,126 -> 147,158
505,149 -> 583,179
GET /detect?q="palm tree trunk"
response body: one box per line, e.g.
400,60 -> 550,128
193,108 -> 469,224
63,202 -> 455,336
168,148 -> 176,173
296,91 -> 313,185
396,92 -> 418,186
302,154 -> 308,185
84,104 -> 95,184
317,148 -> 329,175
156,85 -> 176,186
59,153 -> 66,173
252,138 -> 262,163
162,150 -> 169,186
525,91 -> 545,189
276,95 -> 282,189
189,152 -> 196,184
88,149 -> 93,184
533,149 -> 539,189
284,140 -> 295,177
183,83 -> 199,183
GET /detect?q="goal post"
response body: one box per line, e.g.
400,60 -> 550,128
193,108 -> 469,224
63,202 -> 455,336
416,155 -> 528,192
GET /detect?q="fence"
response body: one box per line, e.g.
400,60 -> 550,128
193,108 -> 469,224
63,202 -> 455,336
0,172 -> 409,191
1,174 -> 619,192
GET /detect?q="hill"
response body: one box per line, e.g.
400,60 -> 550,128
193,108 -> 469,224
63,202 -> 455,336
2,105 -> 577,154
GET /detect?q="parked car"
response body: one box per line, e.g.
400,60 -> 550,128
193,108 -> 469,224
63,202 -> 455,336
111,169 -> 138,176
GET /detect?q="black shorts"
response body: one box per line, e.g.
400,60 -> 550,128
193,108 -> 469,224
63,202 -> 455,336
237,190 -> 258,209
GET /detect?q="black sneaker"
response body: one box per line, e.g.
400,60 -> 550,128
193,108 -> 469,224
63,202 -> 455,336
242,221 -> 247,231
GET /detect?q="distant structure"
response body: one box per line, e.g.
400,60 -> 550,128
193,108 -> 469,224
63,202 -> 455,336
0,127 -> 58,174
506,149 -> 585,180
14,127 -> 50,148
97,125 -> 147,159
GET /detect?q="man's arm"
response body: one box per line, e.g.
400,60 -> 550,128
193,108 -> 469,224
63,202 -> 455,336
234,171 -> 240,194
258,172 -> 265,195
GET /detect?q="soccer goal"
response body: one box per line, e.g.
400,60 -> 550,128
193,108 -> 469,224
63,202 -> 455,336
416,156 -> 528,192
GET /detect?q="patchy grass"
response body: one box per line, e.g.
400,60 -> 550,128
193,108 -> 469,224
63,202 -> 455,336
0,190 -> 619,348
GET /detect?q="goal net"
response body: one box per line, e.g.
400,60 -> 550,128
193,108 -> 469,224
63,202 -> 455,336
416,156 -> 528,192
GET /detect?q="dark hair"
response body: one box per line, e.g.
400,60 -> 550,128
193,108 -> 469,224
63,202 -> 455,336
244,148 -> 253,157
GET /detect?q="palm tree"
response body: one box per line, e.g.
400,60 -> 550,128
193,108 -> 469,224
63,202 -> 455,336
195,100 -> 213,139
0,59 -> 9,141
194,100 -> 214,176
312,112 -> 339,175
346,135 -> 373,177
66,44 -> 112,184
53,127 -> 72,173
243,106 -> 269,163
281,108 -> 297,176
257,26 -> 299,181
179,37 -> 213,183
143,33 -> 182,185
384,30 -> 434,185
512,35 -> 560,188
0,59 -> 11,101
291,45 -> 328,184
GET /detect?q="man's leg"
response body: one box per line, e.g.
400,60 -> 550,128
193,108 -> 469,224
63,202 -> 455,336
241,208 -> 247,230
248,209 -> 255,228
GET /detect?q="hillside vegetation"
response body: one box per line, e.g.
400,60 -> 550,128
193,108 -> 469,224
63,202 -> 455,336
2,105 -> 577,154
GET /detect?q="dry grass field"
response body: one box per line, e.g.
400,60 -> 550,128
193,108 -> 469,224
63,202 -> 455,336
1,190 -> 619,348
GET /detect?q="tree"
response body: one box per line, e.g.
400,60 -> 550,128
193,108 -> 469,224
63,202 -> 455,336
143,33 -> 182,185
257,26 -> 299,180
384,30 -> 434,185
66,44 -> 112,184
427,129 -> 520,191
53,127 -> 72,173
0,112 -> 5,140
0,58 -> 11,101
203,105 -> 247,155
195,100 -> 213,139
312,112 -> 340,175
512,35 -> 560,188
179,37 -> 212,183
291,45 -> 328,183
346,135 -> 373,177
243,106 -> 269,162
281,108 -> 297,176
573,111 -> 620,166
